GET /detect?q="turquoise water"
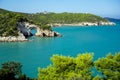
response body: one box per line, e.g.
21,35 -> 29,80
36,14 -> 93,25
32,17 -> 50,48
0,23 -> 120,78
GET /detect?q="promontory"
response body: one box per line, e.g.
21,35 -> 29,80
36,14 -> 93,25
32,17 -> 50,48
0,8 -> 115,42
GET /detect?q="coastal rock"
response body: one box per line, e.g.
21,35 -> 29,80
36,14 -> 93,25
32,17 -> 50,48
20,22 -> 61,37
0,22 -> 61,42
98,22 -> 115,26
50,22 -> 115,27
0,33 -> 28,42
35,27 -> 61,37
18,22 -> 33,37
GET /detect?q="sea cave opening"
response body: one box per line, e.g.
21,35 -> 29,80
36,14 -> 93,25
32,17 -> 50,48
30,28 -> 37,36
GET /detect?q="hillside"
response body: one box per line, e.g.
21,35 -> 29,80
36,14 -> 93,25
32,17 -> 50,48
26,12 -> 109,25
0,8 -> 52,37
0,9 -> 24,36
0,8 -> 113,38
0,8 -> 61,42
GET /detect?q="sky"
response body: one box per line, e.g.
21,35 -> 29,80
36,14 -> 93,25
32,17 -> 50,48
0,0 -> 120,19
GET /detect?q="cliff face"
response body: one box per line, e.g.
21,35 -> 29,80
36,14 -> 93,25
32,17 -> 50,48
17,22 -> 33,38
18,22 -> 61,37
0,22 -> 61,42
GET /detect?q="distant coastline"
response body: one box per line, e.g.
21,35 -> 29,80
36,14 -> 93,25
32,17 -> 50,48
0,8 -> 116,42
50,21 -> 115,27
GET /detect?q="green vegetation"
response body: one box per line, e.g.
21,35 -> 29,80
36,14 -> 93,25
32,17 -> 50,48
0,8 -> 51,36
0,61 -> 34,80
0,52 -> 120,80
0,8 -> 110,36
94,53 -> 120,80
27,12 -> 109,24
38,53 -> 93,80
0,9 -> 27,36
38,52 -> 120,80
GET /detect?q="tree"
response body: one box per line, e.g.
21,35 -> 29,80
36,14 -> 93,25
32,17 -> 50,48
38,52 -> 120,80
2,61 -> 22,76
0,61 -> 22,80
94,52 -> 120,80
0,68 -> 15,80
38,53 -> 94,80
0,61 -> 34,80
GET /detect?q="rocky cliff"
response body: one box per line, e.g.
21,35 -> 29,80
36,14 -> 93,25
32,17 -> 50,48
35,27 -> 61,37
0,22 -> 61,42
18,22 -> 61,37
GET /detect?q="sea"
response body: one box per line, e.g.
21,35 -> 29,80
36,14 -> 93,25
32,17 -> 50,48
0,20 -> 120,78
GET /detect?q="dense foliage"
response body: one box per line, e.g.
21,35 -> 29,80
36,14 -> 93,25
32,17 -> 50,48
0,9 -> 28,36
0,61 -> 34,80
27,12 -> 109,24
38,52 -> 120,80
0,8 -> 110,36
0,52 -> 120,80
38,53 -> 93,80
0,8 -> 51,36
94,53 -> 120,80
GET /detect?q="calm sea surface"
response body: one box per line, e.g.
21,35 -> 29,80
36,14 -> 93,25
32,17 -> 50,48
0,22 -> 120,78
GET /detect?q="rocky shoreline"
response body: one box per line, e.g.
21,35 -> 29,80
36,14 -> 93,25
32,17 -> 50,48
0,32 -> 28,42
50,22 -> 115,27
0,31 -> 61,42
0,36 -> 28,42
0,22 -> 61,42
0,21 -> 115,42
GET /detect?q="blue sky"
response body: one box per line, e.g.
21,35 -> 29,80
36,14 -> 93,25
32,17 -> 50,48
0,0 -> 120,18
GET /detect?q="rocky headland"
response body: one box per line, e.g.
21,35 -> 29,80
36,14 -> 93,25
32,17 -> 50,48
0,22 -> 61,42
0,21 -> 115,42
0,8 -> 116,42
22,22 -> 61,37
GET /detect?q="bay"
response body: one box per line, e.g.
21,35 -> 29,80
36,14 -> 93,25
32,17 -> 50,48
0,23 -> 120,78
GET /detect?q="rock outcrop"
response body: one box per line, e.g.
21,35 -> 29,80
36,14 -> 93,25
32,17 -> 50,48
18,22 -> 33,37
35,27 -> 61,37
0,32 -> 28,42
0,22 -> 61,42
19,22 -> 61,37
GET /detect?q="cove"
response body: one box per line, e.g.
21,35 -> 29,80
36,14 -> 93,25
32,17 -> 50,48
0,22 -> 120,78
